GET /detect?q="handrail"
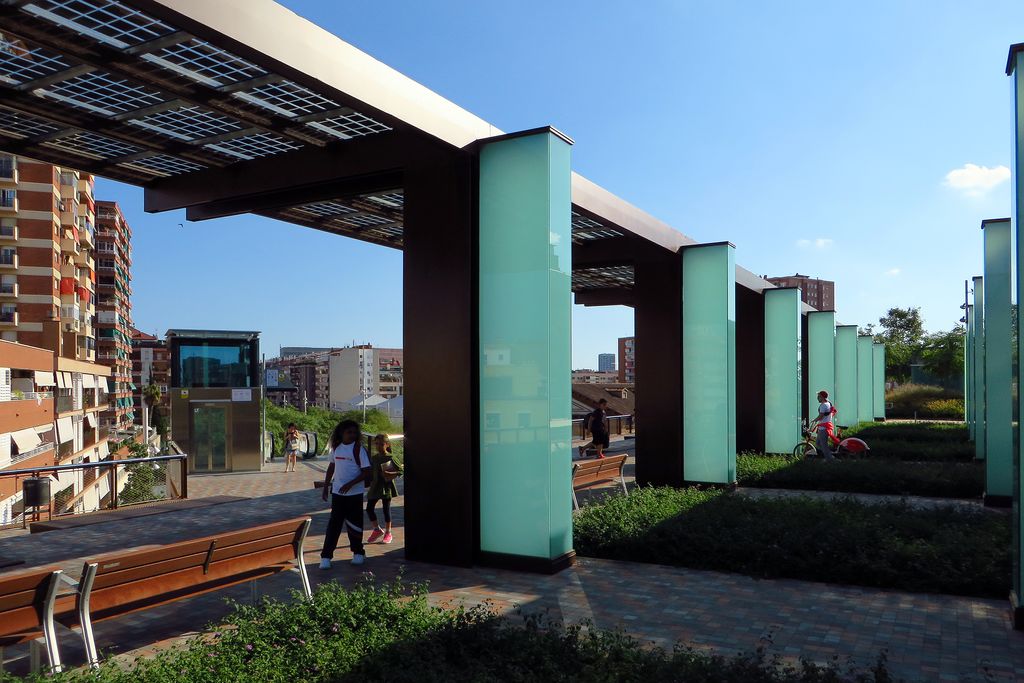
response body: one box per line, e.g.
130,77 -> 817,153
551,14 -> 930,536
0,454 -> 186,478
571,413 -> 633,423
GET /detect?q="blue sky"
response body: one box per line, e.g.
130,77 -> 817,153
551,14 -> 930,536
99,0 -> 1024,368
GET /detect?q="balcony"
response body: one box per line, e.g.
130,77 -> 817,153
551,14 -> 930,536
0,158 -> 17,184
60,235 -> 80,255
0,251 -> 16,269
60,304 -> 80,322
56,393 -> 74,414
0,195 -> 16,214
0,281 -> 15,298
11,441 -> 55,466
0,223 -> 15,242
0,309 -> 17,326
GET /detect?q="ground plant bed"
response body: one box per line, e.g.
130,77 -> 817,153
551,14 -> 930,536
2,580 -> 899,683
737,454 -> 983,498
574,487 -> 1009,598
841,423 -> 972,461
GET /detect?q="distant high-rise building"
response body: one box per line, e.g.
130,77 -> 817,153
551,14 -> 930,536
266,348 -> 336,409
765,273 -> 835,311
598,353 -> 615,372
94,201 -> 134,431
617,337 -> 635,383
131,329 -> 169,423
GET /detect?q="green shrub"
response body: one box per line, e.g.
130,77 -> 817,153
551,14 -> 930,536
3,579 -> 899,683
918,398 -> 964,420
737,454 -> 983,498
884,384 -> 963,419
574,487 -> 1009,598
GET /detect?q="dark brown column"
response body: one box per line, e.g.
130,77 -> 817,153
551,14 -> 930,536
402,150 -> 477,567
633,250 -> 683,487
735,285 -> 765,453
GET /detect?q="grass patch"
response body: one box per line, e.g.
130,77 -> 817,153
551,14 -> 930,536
737,454 -> 983,498
884,384 -> 964,420
4,579 -> 899,683
842,422 -> 972,461
574,487 -> 1009,598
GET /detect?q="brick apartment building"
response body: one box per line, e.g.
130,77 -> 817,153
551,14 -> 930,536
765,273 -> 835,310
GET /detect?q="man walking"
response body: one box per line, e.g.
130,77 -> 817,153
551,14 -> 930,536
579,398 -> 610,459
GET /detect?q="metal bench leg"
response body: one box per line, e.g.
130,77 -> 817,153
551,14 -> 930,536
572,488 -> 579,510
620,477 -> 629,497
42,570 -> 63,673
29,640 -> 43,673
294,518 -> 313,599
78,563 -> 99,669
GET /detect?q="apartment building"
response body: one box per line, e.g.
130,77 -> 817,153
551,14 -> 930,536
765,273 -> 835,310
327,345 -> 404,409
571,369 -> 619,385
94,201 -> 135,430
598,353 -> 616,373
131,328 -> 170,422
0,155 -> 97,360
266,348 -> 334,409
617,337 -> 635,384
0,338 -> 112,527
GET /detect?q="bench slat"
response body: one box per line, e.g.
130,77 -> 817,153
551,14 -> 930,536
89,549 -> 211,591
91,539 -> 214,576
209,531 -> 298,564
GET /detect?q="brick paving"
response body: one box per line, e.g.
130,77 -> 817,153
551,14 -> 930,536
0,456 -> 1021,681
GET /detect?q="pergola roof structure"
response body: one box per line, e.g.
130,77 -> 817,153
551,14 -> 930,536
0,0 -> 782,300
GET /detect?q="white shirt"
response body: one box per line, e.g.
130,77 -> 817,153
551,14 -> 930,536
330,441 -> 370,496
818,401 -> 833,426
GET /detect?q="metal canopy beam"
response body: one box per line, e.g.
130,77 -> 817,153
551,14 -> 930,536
574,288 -> 634,307
145,129 -> 434,211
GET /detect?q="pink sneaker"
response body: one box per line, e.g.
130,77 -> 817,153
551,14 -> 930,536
382,532 -> 393,544
367,529 -> 384,544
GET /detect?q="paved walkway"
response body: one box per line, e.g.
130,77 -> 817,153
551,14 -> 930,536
0,458 -> 1020,681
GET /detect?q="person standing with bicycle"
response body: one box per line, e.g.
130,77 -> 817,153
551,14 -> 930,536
809,390 -> 837,461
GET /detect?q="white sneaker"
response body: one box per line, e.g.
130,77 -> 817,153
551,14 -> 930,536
351,554 -> 365,566
318,558 -> 331,570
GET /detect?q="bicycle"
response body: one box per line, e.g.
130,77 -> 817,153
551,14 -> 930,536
792,422 -> 869,459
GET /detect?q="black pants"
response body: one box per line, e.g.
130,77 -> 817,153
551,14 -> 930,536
366,497 -> 391,525
321,493 -> 364,558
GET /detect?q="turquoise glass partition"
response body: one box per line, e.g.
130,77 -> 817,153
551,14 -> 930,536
974,276 -> 985,461
872,343 -> 885,420
477,129 -> 573,561
807,311 -> 836,415
966,305 -> 974,441
682,243 -> 736,483
856,336 -> 873,424
1011,47 -> 1024,625
833,326 -> 858,427
764,288 -> 802,453
984,219 -> 1012,499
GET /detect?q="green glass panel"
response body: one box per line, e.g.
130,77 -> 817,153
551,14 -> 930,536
764,288 -> 801,454
807,311 -> 836,417
478,130 -> 573,560
856,336 -> 873,424
872,343 -> 885,420
1012,50 -> 1024,605
191,405 -> 227,472
833,326 -> 858,428
984,220 -> 1012,498
966,305 -> 974,441
974,276 -> 985,460
682,243 -> 736,483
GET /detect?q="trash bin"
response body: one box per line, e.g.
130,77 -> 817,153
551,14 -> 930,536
23,477 -> 50,508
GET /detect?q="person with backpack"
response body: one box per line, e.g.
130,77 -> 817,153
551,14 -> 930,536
809,390 -> 840,460
578,398 -> 610,459
319,419 -> 372,568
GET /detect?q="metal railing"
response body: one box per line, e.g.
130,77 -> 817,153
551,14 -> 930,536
571,414 -> 635,441
0,454 -> 188,530
10,441 -> 56,466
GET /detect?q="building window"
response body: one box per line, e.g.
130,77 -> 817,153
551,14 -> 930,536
0,247 -> 14,265
0,190 -> 14,208
175,341 -> 256,388
0,218 -> 14,238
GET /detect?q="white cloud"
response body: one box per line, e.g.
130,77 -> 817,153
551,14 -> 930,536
943,163 -> 1010,197
796,238 -> 833,249
886,268 -> 901,276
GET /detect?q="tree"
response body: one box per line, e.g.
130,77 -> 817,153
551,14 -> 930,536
920,326 -> 965,380
874,307 -> 926,383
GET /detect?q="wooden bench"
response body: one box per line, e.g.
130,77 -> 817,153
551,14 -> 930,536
571,454 -> 629,510
0,566 -> 67,673
59,516 -> 313,667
